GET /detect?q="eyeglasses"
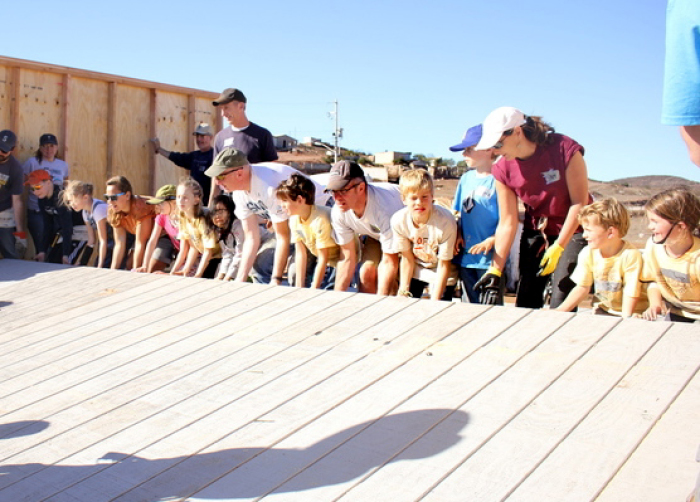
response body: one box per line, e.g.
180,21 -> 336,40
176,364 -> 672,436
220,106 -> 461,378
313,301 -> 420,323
216,168 -> 242,180
492,128 -> 515,150
104,192 -> 125,201
332,182 -> 361,195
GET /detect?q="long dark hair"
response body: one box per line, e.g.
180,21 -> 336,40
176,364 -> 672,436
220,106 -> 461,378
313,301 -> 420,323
212,194 -> 237,242
521,116 -> 556,145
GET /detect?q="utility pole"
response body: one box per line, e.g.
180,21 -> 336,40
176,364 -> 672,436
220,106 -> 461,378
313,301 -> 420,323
329,100 -> 343,163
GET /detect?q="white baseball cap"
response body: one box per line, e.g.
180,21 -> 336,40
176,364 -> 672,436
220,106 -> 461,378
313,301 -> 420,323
475,107 -> 527,150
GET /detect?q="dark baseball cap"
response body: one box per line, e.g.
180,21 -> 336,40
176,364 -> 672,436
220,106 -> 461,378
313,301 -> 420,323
325,160 -> 365,192
0,130 -> 17,152
212,88 -> 247,106
40,133 -> 58,146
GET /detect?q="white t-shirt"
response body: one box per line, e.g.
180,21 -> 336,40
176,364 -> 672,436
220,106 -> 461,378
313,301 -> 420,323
233,163 -> 331,223
83,198 -> 108,228
391,203 -> 459,284
331,182 -> 404,253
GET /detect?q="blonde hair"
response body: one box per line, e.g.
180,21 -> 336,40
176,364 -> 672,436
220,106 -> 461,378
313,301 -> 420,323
177,177 -> 205,220
645,188 -> 700,233
62,180 -> 94,206
579,197 -> 630,237
399,168 -> 433,197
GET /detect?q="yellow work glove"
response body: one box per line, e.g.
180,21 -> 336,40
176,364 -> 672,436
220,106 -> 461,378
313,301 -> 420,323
538,242 -> 564,277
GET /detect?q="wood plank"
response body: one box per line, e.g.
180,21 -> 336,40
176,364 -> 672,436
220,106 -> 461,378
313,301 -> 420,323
0,287 -> 357,500
84,297 -> 456,502
421,315 -> 669,502
273,310 -> 614,502
595,323 -> 700,502
506,320 -> 699,501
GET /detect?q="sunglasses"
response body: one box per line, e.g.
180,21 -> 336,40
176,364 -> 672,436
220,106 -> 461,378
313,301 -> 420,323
332,182 -> 361,195
30,184 -> 43,191
492,128 -> 515,150
104,192 -> 126,201
216,167 -> 242,180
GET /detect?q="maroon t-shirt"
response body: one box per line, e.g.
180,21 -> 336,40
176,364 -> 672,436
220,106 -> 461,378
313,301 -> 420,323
492,133 -> 591,235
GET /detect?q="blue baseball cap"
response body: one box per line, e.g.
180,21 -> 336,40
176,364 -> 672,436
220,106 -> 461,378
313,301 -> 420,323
449,124 -> 483,152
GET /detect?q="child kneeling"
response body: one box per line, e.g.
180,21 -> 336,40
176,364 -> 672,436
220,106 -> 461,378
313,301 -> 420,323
391,169 -> 458,301
276,174 -> 339,289
556,198 -> 647,317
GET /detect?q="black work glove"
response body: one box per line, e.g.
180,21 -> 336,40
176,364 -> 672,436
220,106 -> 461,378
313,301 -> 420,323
474,268 -> 504,305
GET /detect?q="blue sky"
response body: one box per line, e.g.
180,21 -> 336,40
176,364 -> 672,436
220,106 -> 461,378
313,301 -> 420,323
4,0 -> 698,182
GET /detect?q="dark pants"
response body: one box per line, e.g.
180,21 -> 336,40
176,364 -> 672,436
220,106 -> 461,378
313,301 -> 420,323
409,278 -> 455,301
516,229 -> 586,310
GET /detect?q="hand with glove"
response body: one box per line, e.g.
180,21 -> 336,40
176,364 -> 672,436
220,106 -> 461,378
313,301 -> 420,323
538,241 -> 564,276
474,266 -> 504,305
13,231 -> 27,258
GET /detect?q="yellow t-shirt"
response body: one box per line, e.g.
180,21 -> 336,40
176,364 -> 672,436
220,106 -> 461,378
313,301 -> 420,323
178,212 -> 221,257
570,240 -> 648,316
289,205 -> 340,267
641,236 -> 700,320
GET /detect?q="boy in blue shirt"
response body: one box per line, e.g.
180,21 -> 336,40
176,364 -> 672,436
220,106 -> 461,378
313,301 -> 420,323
450,124 -> 501,303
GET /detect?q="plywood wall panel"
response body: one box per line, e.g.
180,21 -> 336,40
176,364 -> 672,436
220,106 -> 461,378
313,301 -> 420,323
15,69 -> 63,163
154,90 -> 189,190
114,84 -> 151,195
67,77 -> 109,191
0,65 -> 12,134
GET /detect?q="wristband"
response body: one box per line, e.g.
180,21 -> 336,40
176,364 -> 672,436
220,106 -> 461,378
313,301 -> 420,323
13,231 -> 27,239
485,266 -> 502,277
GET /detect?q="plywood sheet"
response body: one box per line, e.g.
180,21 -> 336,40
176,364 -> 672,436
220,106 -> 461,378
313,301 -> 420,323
154,90 -> 189,190
0,65 -> 12,131
15,69 -> 63,162
66,77 -> 109,191
114,84 -> 151,195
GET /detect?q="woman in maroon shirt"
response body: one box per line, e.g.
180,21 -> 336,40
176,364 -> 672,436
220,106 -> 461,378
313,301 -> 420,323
474,107 -> 591,309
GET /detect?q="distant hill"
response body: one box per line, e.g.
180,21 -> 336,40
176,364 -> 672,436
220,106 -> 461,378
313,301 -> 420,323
589,175 -> 700,203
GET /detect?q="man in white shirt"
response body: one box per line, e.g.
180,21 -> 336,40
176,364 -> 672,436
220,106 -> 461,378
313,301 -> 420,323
207,148 -> 329,285
327,160 -> 404,295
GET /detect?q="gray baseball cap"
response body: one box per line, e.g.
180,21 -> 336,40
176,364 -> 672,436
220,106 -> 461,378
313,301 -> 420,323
205,148 -> 249,177
325,160 -> 365,192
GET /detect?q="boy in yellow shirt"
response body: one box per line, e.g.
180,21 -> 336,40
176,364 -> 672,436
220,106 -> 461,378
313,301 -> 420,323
556,198 -> 647,317
276,174 -> 339,289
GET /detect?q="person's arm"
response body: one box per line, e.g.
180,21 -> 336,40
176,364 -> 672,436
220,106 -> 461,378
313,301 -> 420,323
132,217 -> 154,270
194,248 -> 213,278
621,294 -> 640,318
555,284 -> 591,312
270,220 -> 291,286
680,125 -> 700,167
11,194 -> 25,234
150,138 -> 172,158
58,206 -> 73,264
398,249 -> 414,296
335,241 -> 358,292
491,180 -> 519,273
557,152 -> 589,248
642,283 -> 665,320
377,252 -> 399,296
95,219 -> 109,268
134,222 -> 163,273
294,243 -> 308,288
170,239 -> 189,275
431,259 -> 452,301
181,244 -> 200,277
235,216 -> 261,282
311,247 -> 331,289
111,226 -> 127,270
